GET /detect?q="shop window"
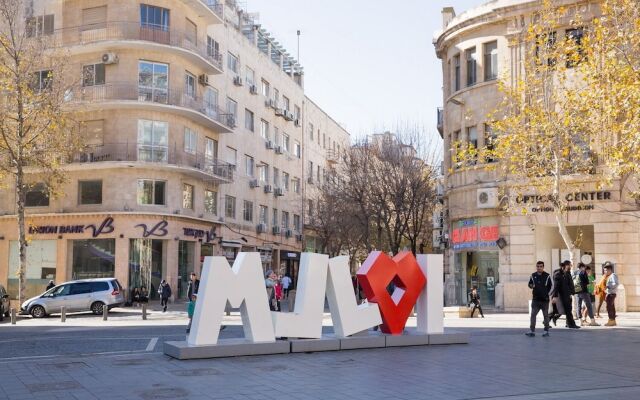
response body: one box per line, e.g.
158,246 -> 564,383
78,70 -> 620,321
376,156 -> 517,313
137,179 -> 166,205
183,183 -> 194,209
25,183 -> 49,207
78,180 -> 102,205
8,240 -> 57,298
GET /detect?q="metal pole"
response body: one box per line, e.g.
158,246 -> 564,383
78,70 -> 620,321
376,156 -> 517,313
10,308 -> 16,325
61,306 -> 66,323
297,30 -> 300,62
102,304 -> 108,321
142,304 -> 147,320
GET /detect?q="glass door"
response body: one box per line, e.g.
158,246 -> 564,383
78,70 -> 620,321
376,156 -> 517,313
178,241 -> 194,299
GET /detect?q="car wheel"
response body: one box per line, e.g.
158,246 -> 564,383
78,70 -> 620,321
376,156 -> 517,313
30,305 -> 46,318
91,301 -> 105,315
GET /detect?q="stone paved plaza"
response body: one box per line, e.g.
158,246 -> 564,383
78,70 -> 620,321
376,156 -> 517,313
1,310 -> 639,399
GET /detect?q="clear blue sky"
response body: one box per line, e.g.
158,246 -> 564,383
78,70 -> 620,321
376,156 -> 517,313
245,0 -> 486,141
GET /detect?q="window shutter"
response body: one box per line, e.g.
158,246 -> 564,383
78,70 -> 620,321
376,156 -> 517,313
82,6 -> 107,29
185,18 -> 197,44
43,15 -> 54,35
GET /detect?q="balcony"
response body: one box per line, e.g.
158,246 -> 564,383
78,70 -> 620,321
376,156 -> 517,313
71,143 -> 234,184
57,22 -> 223,74
181,0 -> 225,24
72,83 -> 234,133
326,149 -> 340,164
437,107 -> 444,138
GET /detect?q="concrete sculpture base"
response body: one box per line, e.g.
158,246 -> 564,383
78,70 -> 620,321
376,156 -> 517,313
164,330 -> 469,360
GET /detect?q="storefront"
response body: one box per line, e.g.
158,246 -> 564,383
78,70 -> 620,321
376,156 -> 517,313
71,239 -> 116,280
451,217 -> 500,307
279,250 -> 300,290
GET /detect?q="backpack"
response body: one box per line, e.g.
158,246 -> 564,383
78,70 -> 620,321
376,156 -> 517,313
572,272 -> 583,293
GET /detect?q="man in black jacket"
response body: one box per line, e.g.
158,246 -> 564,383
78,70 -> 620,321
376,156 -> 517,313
187,272 -> 200,300
552,260 -> 580,329
526,261 -> 552,337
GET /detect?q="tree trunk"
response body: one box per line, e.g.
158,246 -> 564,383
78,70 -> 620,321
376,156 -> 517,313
552,167 -> 576,263
16,169 -> 27,306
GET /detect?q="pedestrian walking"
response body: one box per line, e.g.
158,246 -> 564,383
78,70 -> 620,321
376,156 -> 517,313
551,260 -> 580,329
467,287 -> 484,318
186,293 -> 197,334
595,266 -> 608,318
187,272 -> 200,300
603,262 -> 619,326
265,270 -> 277,311
281,273 -> 292,298
158,280 -> 172,312
131,287 -> 141,308
525,261 -> 552,337
575,263 -> 599,326
46,280 -> 55,291
274,277 -> 284,312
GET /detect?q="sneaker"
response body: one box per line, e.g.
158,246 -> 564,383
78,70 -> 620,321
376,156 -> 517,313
542,331 -> 549,337
525,332 -> 535,337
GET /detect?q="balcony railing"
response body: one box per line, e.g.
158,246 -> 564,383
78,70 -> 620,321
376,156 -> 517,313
72,143 -> 235,182
56,21 -> 223,71
326,149 -> 339,164
204,0 -> 224,18
437,107 -> 444,136
73,83 -> 235,130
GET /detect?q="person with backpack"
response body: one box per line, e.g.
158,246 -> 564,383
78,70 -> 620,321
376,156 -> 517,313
574,263 -> 599,326
526,261 -> 552,337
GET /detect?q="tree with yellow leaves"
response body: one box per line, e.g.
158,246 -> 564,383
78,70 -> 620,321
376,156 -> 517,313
0,0 -> 83,304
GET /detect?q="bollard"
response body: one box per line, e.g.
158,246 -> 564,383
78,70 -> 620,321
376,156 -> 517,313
61,306 -> 66,323
10,308 -> 16,325
142,304 -> 147,320
103,304 -> 108,321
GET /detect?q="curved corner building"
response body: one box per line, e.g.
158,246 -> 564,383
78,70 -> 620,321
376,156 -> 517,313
434,0 -> 639,311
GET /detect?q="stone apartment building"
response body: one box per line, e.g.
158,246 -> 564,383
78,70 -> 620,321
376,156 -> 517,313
0,0 -> 350,300
434,0 -> 639,311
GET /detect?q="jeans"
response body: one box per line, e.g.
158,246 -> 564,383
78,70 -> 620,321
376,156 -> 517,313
606,294 -> 617,320
161,297 -> 169,308
530,300 -> 550,332
577,292 -> 594,319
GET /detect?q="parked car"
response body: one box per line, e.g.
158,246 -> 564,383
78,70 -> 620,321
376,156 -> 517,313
20,278 -> 124,318
0,284 -> 10,321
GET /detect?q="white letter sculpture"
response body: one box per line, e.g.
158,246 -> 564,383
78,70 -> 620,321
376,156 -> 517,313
188,253 -> 275,346
326,256 -> 382,337
272,253 -> 329,338
416,254 -> 444,334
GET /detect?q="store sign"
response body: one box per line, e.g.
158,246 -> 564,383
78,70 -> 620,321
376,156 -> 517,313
135,221 -> 168,237
183,227 -> 214,242
451,219 -> 499,250
187,252 -> 443,346
515,191 -> 611,204
29,217 -> 115,237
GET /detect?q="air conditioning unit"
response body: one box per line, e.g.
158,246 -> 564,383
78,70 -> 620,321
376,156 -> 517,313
275,108 -> 284,116
257,223 -> 267,233
101,52 -> 118,64
249,179 -> 260,188
294,119 -> 301,127
265,140 -> 274,149
263,184 -> 273,193
285,229 -> 293,238
226,115 -> 236,128
265,99 -> 274,108
198,74 -> 210,86
274,187 -> 284,197
275,146 -> 283,154
477,187 -> 499,209
249,85 -> 258,95
233,76 -> 243,86
272,226 -> 281,235
307,177 -> 314,184
284,111 -> 294,121
295,234 -> 303,242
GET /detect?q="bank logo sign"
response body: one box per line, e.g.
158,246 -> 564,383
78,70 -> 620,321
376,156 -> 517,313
188,252 -> 443,346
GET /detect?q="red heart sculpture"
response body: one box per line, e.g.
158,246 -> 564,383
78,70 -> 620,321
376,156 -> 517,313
357,251 -> 427,335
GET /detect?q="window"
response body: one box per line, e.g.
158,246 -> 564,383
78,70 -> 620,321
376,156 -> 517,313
137,180 -> 166,205
483,41 -> 498,81
226,146 -> 237,166
33,70 -> 52,91
453,54 -> 460,91
137,120 -> 168,162
281,211 -> 289,229
246,67 -> 255,86
261,79 -> 270,97
293,214 -> 301,232
245,155 -> 254,177
204,87 -> 218,114
26,14 -> 54,37
184,128 -> 197,154
283,172 -> 290,191
292,178 -> 300,194
484,123 -> 496,163
323,133 -> 326,149
226,97 -> 238,121
71,283 -> 92,295
294,141 -> 301,158
259,205 -> 268,224
272,208 -> 278,226
273,88 -> 280,105
467,126 -> 478,148
182,183 -> 194,209
185,72 -> 196,98
225,195 -> 236,218
138,61 -> 168,103
78,180 -> 102,205
205,190 -> 217,215
82,6 -> 107,29
185,18 -> 197,44
245,109 -> 255,131
140,4 -> 170,30
307,199 -> 314,219
82,64 -> 105,87
536,31 -> 557,66
260,119 -> 269,140
25,184 -> 49,207
308,161 -> 314,181
283,133 -> 290,152
282,96 -> 290,111
465,47 -> 477,86
205,137 -> 217,162
258,164 -> 269,183
207,36 -> 220,59
317,165 -> 321,183
273,167 -> 280,186
294,105 -> 301,120
243,200 -> 254,222
566,28 -> 585,68
309,123 -> 314,141
227,52 -> 239,74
